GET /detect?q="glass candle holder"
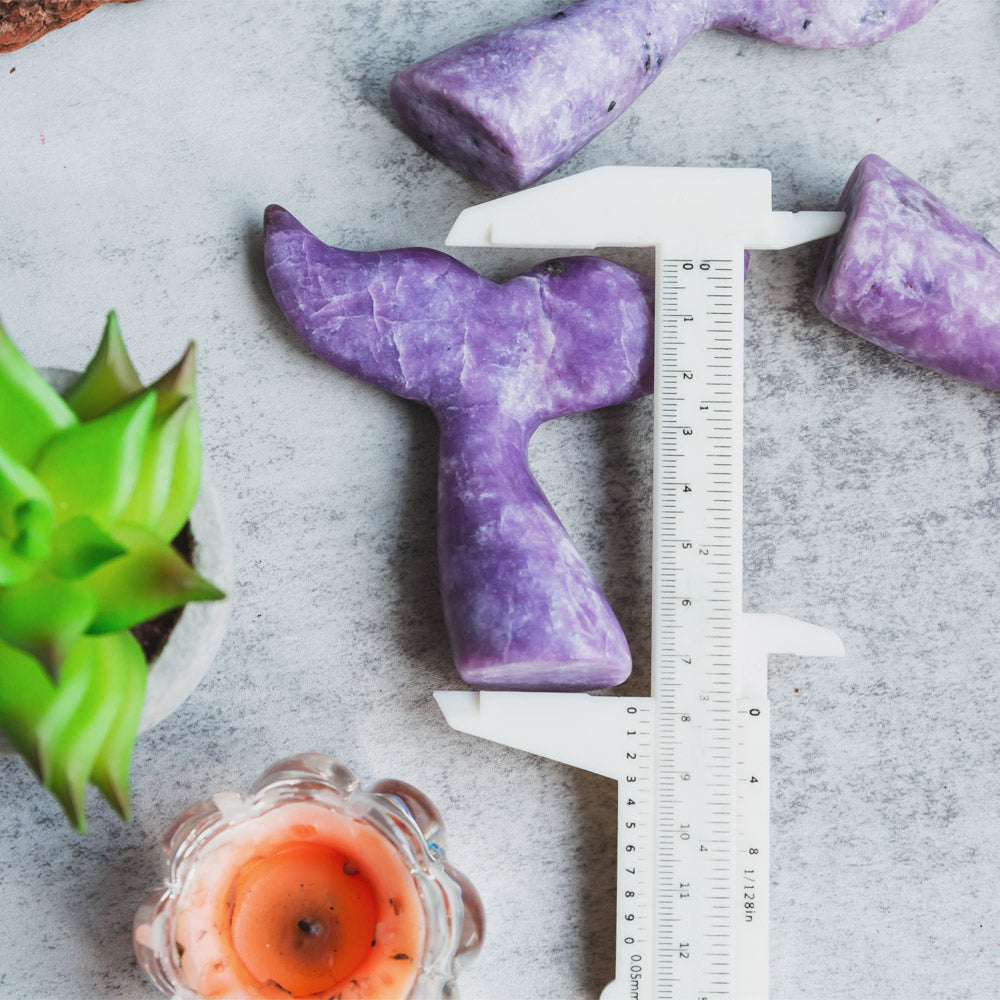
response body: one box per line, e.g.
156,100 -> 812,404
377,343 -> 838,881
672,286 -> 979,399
134,754 -> 484,999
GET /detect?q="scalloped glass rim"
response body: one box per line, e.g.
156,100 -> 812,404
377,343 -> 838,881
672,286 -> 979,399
0,367 -> 235,754
134,754 -> 484,999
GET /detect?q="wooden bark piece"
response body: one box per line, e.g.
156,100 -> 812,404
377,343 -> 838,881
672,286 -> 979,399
0,1 -> 141,53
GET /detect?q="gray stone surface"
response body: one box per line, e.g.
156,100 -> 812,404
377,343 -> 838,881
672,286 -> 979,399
0,1 -> 998,998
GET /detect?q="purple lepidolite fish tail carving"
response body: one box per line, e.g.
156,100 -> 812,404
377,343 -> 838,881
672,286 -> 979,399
264,205 -> 654,690
390,0 -> 939,191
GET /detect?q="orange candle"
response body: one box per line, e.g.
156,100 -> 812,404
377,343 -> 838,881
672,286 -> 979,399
228,843 -> 377,993
135,755 -> 483,1000
172,802 -> 425,999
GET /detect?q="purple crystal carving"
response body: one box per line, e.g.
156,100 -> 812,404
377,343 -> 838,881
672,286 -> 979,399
814,154 -> 1000,391
264,204 -> 656,690
390,0 -> 939,191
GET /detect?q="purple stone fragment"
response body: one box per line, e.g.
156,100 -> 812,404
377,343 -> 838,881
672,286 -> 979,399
263,204 -> 655,691
389,0 -> 939,191
814,154 -> 1000,391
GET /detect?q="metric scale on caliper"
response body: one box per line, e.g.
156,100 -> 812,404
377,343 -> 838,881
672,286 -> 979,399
437,166 -> 846,1000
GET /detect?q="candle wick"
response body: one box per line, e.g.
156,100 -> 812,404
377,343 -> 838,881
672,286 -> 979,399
298,919 -> 318,935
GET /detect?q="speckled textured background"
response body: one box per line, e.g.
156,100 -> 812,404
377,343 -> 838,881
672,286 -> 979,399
0,2 -> 998,998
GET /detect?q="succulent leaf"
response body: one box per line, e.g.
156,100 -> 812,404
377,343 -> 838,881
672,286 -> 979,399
0,547 -> 34,586
0,319 -> 77,465
0,640 -> 55,771
9,499 -> 54,565
147,342 -> 196,415
63,311 -> 142,421
0,444 -> 54,538
14,498 -> 55,537
33,639 -> 94,773
118,399 -> 193,534
48,516 -> 127,580
34,638 -> 105,831
84,523 -> 224,634
156,400 -> 202,542
90,632 -> 146,823
0,577 -> 97,677
39,635 -> 139,833
33,390 -> 156,528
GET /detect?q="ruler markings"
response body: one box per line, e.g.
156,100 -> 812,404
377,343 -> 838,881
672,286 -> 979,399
652,251 -> 740,1000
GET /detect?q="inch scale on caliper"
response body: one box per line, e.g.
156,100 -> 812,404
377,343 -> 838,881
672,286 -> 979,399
438,166 -> 846,1000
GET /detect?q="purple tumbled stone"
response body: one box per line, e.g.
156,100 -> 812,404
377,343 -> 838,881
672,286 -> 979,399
264,204 -> 656,691
389,0 -> 939,191
814,154 -> 1000,391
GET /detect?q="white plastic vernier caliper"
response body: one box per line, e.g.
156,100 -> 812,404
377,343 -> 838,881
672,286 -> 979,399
437,166 -> 846,1000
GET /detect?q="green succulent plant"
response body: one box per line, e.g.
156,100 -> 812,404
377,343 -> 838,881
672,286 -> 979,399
0,312 -> 224,832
